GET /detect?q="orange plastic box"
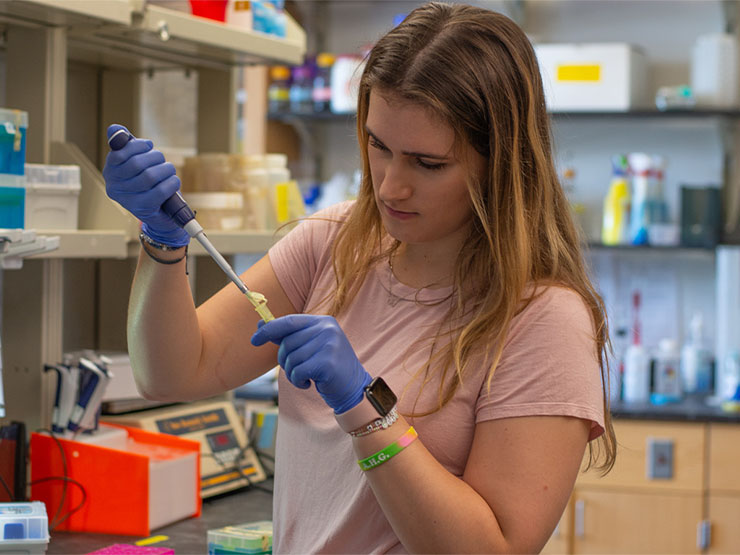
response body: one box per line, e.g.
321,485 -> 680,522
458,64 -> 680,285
30,423 -> 201,536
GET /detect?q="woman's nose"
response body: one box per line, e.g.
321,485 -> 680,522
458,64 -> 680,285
377,160 -> 413,201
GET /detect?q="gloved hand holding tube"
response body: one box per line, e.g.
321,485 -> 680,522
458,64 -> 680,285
251,315 -> 372,414
103,124 -> 190,247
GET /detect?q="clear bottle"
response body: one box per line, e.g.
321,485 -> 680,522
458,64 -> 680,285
651,338 -> 683,405
608,326 -> 628,403
628,152 -> 651,245
312,53 -> 335,113
267,66 -> 291,114
289,65 -> 314,115
680,312 -> 714,394
622,291 -> 651,403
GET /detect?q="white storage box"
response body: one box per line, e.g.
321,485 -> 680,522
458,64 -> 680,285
24,163 -> 81,230
535,43 -> 650,111
0,502 -> 49,554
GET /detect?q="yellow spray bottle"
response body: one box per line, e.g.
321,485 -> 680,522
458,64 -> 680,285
601,155 -> 631,245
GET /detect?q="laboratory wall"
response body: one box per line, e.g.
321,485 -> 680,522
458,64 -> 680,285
46,0 -> 734,358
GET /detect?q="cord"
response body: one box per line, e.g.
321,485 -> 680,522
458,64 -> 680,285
32,428 -> 88,531
0,472 -> 13,501
29,476 -> 87,530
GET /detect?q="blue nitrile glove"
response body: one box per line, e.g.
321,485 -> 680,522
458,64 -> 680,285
103,124 -> 190,247
251,315 -> 372,414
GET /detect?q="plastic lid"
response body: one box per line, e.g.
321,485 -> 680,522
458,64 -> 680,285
25,163 -> 81,186
270,66 -> 291,81
316,53 -> 336,67
0,108 -> 28,128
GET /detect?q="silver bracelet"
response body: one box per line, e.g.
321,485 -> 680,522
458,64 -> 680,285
349,406 -> 399,437
139,231 -> 185,251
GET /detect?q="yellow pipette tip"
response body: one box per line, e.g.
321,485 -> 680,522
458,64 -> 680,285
245,290 -> 275,322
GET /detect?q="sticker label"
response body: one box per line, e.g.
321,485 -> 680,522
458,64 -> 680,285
556,64 -> 601,82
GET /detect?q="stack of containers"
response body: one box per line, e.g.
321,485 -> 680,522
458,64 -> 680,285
0,108 -> 28,229
24,163 -> 81,230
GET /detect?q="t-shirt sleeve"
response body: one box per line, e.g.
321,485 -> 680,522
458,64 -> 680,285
268,201 -> 351,313
476,287 -> 606,441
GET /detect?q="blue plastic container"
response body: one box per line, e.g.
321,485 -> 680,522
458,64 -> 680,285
0,175 -> 25,229
0,109 -> 28,176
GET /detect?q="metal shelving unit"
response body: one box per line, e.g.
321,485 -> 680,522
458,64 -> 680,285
0,0 -> 306,432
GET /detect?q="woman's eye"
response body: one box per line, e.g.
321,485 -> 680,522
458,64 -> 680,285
416,159 -> 446,171
369,138 -> 388,151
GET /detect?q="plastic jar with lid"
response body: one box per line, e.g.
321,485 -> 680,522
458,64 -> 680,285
184,192 -> 244,231
196,153 -> 230,192
243,155 -> 277,231
268,66 -> 291,114
313,53 -> 335,113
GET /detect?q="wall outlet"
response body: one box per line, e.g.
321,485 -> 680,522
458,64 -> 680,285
646,437 -> 674,479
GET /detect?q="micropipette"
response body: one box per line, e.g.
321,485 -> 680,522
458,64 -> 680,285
108,128 -> 275,322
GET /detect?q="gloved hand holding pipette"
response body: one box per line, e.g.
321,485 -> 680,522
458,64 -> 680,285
103,123 -> 275,322
103,124 -> 190,248
251,314 -> 372,414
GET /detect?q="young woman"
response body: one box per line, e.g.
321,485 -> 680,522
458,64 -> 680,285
104,2 -> 616,552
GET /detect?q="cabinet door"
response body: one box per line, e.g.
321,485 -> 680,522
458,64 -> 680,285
708,424 -> 740,492
578,421 -> 705,493
708,495 -> 740,554
541,495 -> 572,554
572,489 -> 702,554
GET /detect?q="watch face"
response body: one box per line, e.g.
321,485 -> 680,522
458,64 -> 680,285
366,377 -> 397,416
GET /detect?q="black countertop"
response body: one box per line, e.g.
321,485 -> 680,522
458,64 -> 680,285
46,480 -> 273,555
611,396 -> 740,423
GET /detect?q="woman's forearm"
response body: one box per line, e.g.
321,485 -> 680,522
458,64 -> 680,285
127,247 -> 205,400
353,418 -> 511,553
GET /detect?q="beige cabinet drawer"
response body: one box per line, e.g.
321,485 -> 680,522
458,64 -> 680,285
709,424 -> 740,492
578,420 -> 706,492
572,488 -> 702,554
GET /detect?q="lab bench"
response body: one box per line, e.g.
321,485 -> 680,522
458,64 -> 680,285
46,480 -> 273,554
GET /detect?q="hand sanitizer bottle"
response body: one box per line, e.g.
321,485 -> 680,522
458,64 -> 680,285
680,312 -> 714,395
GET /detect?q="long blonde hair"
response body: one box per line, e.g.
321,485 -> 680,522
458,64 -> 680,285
328,2 -> 615,473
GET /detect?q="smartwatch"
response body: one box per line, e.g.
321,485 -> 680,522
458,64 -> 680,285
335,377 -> 398,433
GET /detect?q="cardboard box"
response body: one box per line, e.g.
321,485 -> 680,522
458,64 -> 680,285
30,424 -> 201,536
535,43 -> 650,111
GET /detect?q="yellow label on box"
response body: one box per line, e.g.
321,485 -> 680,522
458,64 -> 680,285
556,64 -> 601,82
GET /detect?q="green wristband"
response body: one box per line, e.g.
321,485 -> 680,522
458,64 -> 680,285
357,426 -> 418,471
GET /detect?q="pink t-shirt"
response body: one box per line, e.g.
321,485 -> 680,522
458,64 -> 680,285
268,201 -> 605,554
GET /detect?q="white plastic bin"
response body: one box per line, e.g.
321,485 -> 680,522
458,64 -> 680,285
0,502 -> 49,554
24,163 -> 81,230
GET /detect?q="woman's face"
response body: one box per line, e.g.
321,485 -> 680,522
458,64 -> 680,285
366,90 -> 485,249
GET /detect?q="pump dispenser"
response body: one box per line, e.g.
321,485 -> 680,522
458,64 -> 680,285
623,291 -> 651,403
680,312 -> 714,394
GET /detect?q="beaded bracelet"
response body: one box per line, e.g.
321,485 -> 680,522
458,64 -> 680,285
357,426 -> 418,471
139,232 -> 188,271
349,406 -> 399,438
